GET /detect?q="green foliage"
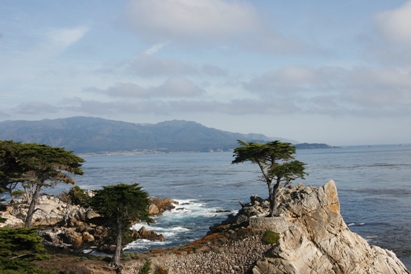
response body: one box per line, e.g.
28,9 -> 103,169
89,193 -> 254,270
0,140 -> 85,227
232,140 -> 306,185
0,227 -> 50,273
89,183 -> 150,232
89,183 -> 150,267
0,140 -> 85,192
68,186 -> 89,206
139,259 -> 152,274
0,227 -> 47,256
232,140 -> 307,216
262,230 -> 280,245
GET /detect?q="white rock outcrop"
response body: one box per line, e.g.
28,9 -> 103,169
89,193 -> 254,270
251,180 -> 409,274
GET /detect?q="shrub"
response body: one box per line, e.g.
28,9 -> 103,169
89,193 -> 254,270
68,186 -> 90,206
0,227 -> 50,273
261,230 -> 280,244
139,259 -> 151,274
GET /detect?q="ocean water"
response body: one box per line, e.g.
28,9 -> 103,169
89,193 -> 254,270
69,144 -> 411,268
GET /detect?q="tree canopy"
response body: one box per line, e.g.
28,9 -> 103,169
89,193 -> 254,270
89,183 -> 150,269
0,140 -> 84,227
232,140 -> 306,217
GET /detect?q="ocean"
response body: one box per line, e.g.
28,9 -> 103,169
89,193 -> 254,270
70,144 -> 411,268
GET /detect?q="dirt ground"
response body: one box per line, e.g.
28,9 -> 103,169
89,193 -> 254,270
35,248 -> 117,274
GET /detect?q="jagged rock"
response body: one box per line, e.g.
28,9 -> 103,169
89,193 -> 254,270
205,181 -> 411,274
3,195 -> 172,229
132,226 -> 166,242
59,229 -> 83,248
82,231 -> 95,243
148,204 -> 160,215
249,180 -> 409,274
149,197 -> 178,215
43,226 -> 103,249
0,209 -> 24,228
2,194 -> 100,227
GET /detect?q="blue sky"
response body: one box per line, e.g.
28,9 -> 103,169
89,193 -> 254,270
1,0 -> 410,145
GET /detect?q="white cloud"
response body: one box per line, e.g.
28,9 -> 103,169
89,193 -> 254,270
375,1 -> 411,45
244,65 -> 411,116
125,0 -> 262,43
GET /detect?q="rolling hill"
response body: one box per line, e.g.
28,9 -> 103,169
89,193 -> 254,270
0,117 -> 278,154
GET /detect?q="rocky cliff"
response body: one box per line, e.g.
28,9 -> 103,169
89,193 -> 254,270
249,180 -> 409,274
124,180 -> 409,274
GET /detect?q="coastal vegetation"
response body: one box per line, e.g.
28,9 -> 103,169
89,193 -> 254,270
0,140 -> 84,228
88,183 -> 151,270
0,227 -> 49,273
262,230 -> 280,245
232,140 -> 306,217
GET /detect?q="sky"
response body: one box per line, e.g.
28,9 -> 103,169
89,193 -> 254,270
1,0 -> 411,146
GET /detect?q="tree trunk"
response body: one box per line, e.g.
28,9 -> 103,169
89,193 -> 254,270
267,181 -> 274,216
110,216 -> 123,272
25,183 -> 42,228
268,181 -> 280,217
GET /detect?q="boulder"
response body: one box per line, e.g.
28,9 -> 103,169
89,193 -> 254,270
132,226 -> 166,242
148,204 -> 160,215
3,194 -> 100,227
149,197 -> 177,215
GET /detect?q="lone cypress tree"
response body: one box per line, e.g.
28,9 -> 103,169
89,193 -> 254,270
232,140 -> 306,217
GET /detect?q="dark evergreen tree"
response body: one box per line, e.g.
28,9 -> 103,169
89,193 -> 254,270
232,140 -> 306,217
0,140 -> 84,227
89,183 -> 150,270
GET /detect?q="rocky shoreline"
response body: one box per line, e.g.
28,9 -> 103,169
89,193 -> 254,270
123,180 -> 410,274
124,181 -> 410,274
2,181 -> 410,273
0,195 -> 176,253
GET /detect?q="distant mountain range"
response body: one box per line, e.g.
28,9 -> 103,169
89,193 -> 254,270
0,117 -> 333,154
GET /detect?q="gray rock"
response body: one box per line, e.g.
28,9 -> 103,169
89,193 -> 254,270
250,180 -> 409,274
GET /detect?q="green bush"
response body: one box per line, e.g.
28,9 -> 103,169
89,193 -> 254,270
0,227 -> 50,273
68,186 -> 90,206
139,259 -> 152,274
261,230 -> 280,245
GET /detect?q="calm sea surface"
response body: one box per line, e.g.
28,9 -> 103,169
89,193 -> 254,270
67,144 -> 411,268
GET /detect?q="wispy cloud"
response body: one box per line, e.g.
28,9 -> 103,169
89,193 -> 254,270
13,102 -> 60,115
144,41 -> 170,55
47,26 -> 89,51
89,77 -> 206,98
